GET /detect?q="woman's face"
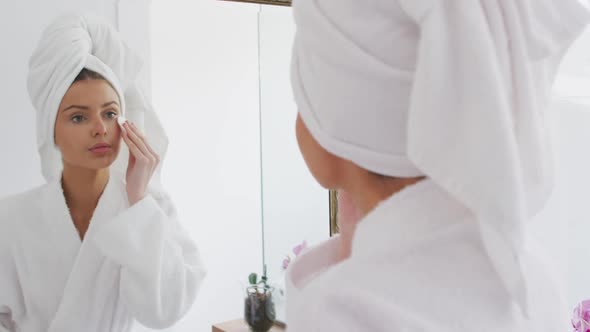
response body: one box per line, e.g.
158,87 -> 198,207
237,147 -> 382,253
295,113 -> 343,189
55,79 -> 122,171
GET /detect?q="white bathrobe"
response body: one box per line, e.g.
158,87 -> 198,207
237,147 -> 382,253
0,173 -> 206,332
286,180 -> 568,331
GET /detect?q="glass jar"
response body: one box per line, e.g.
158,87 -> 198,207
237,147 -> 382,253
244,285 -> 276,332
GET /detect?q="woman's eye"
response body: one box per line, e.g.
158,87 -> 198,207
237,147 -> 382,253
106,111 -> 118,119
71,115 -> 85,123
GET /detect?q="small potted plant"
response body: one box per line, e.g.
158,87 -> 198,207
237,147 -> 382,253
244,271 -> 276,332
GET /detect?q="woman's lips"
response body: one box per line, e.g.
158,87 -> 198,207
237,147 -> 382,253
89,146 -> 112,154
89,143 -> 112,154
90,146 -> 111,153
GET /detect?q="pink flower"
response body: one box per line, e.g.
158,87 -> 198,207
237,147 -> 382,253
281,241 -> 308,271
293,241 -> 308,256
282,256 -> 291,270
572,300 -> 590,332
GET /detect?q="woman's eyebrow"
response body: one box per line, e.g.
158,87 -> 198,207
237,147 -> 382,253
102,101 -> 119,108
62,105 -> 89,112
62,101 -> 119,113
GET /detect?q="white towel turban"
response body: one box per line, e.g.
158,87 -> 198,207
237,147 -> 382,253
27,13 -> 168,187
291,0 -> 590,315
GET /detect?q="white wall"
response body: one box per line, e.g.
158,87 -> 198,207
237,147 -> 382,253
554,101 -> 590,307
554,26 -> 590,308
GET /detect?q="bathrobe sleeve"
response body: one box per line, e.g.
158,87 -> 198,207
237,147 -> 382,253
0,252 -> 17,332
286,238 -> 429,331
288,291 -> 416,332
0,313 -> 15,332
92,188 -> 206,329
394,0 -> 590,314
286,238 -> 421,332
0,201 -> 25,332
0,254 -> 19,332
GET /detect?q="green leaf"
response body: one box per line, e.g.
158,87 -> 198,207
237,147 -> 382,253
248,273 -> 258,285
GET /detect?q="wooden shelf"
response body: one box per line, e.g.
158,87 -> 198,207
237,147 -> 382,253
213,319 -> 285,332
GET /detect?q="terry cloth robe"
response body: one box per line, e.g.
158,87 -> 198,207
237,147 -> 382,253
285,180 -> 568,331
0,173 -> 206,332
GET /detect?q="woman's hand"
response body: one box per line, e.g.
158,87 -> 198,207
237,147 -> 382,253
121,121 -> 160,206
336,190 -> 362,262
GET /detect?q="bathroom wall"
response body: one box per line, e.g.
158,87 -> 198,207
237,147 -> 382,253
554,25 -> 590,307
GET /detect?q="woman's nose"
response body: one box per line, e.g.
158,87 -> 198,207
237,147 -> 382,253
92,118 -> 108,137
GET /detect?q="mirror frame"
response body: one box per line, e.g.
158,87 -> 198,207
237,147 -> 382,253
329,190 -> 338,236
220,0 -> 291,6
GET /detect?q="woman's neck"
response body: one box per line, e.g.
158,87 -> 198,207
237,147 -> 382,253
346,173 -> 425,218
61,166 -> 109,211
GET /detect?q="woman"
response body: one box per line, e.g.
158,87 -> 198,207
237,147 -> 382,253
286,0 -> 589,331
0,14 -> 205,332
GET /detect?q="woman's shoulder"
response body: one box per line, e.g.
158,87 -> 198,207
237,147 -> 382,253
0,183 -> 47,204
0,183 -> 53,222
0,182 -> 58,250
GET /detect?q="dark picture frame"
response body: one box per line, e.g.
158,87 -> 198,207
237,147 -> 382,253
220,0 -> 291,6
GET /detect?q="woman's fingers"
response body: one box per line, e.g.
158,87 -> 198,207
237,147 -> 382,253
129,122 -> 147,140
128,122 -> 160,165
124,122 -> 152,160
122,126 -> 146,161
120,121 -> 161,206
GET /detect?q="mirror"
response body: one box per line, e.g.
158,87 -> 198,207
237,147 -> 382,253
151,0 -> 336,328
151,3 -> 267,330
202,0 -> 338,324
0,1 -> 340,330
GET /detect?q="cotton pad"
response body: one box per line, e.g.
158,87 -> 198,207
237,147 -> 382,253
117,116 -> 127,127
